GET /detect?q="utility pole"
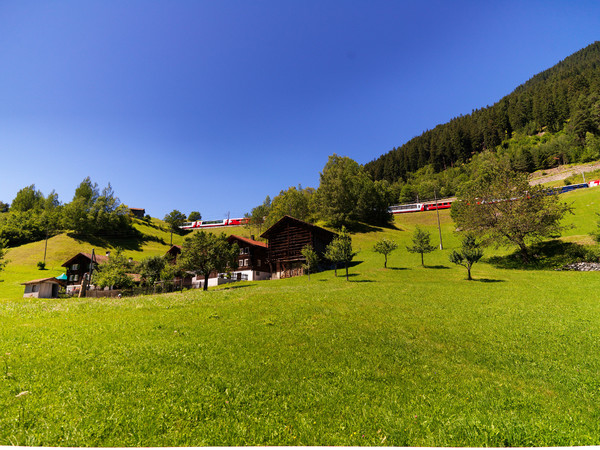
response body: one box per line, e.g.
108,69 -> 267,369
43,223 -> 49,266
434,190 -> 443,250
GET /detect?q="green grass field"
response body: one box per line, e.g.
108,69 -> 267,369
2,189 -> 600,446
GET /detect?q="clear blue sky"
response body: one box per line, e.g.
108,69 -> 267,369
1,0 -> 599,220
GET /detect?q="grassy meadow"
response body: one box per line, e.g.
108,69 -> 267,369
2,188 -> 600,446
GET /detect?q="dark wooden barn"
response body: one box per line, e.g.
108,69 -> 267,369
261,215 -> 336,279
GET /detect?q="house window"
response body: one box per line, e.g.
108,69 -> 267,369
73,274 -> 79,282
32,284 -> 39,293
257,259 -> 261,266
72,263 -> 79,271
244,259 -> 249,267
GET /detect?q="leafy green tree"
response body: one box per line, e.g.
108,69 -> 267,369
324,239 -> 342,277
407,226 -> 436,267
139,255 -> 167,286
160,263 -> 183,284
62,178 -> 133,236
590,213 -> 600,245
325,226 -> 356,281
246,196 -> 271,235
10,185 -> 44,212
451,154 -> 572,262
163,209 -> 186,245
0,239 -> 7,277
93,249 -> 134,290
301,244 -> 319,281
178,231 -> 239,291
373,238 -> 398,268
188,211 -> 202,222
315,154 -> 390,226
449,234 -> 484,280
581,132 -> 600,162
0,201 -> 8,213
264,186 -> 313,229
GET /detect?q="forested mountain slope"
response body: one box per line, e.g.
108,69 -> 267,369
366,41 -> 600,182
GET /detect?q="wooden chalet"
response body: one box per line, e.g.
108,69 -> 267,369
129,208 -> 146,218
227,235 -> 270,281
261,215 -> 336,279
61,252 -> 109,292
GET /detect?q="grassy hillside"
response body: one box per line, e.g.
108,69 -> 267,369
1,189 -> 600,446
0,218 -> 254,299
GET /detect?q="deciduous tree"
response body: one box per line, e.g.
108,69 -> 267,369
178,231 -> 239,291
315,154 -> 390,227
449,234 -> 484,280
264,187 -> 313,229
301,244 -> 319,281
188,211 -> 202,222
93,249 -> 135,290
0,239 -> 7,277
164,209 -> 186,245
10,185 -> 44,212
139,255 -> 167,286
373,238 -> 398,268
407,226 -> 436,267
451,155 -> 572,261
325,226 -> 356,281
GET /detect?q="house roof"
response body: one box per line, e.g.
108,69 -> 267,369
61,252 -> 109,268
126,273 -> 142,283
227,234 -> 268,248
21,277 -> 66,286
260,215 -> 337,240
166,245 -> 182,256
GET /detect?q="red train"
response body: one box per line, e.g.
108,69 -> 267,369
180,217 -> 249,229
388,199 -> 454,214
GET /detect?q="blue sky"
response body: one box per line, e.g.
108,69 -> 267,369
1,0 -> 599,220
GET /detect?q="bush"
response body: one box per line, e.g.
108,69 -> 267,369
37,261 -> 46,270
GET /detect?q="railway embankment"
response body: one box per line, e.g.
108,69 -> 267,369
529,161 -> 600,185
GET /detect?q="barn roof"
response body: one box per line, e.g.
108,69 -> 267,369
21,277 -> 66,286
260,215 -> 336,240
61,252 -> 109,268
228,235 -> 268,248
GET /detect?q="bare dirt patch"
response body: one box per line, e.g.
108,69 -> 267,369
529,162 -> 600,185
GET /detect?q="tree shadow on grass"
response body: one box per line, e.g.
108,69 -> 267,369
344,260 -> 363,268
67,231 -> 167,253
217,284 -> 256,291
425,265 -> 451,269
473,278 -> 505,283
346,221 -> 403,233
346,223 -> 383,233
388,267 -> 410,271
486,240 -> 592,271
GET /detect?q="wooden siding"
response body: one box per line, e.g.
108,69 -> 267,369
261,216 -> 336,279
267,222 -> 313,263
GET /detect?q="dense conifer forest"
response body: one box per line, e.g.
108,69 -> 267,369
365,41 -> 600,183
